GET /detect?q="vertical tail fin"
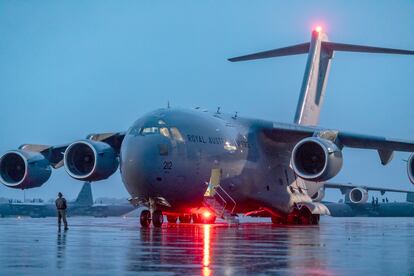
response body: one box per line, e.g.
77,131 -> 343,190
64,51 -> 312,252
228,29 -> 414,126
75,182 -> 93,207
294,30 -> 332,125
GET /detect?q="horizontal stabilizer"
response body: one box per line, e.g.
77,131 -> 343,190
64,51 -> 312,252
322,42 -> 414,55
228,43 -> 310,62
228,41 -> 414,63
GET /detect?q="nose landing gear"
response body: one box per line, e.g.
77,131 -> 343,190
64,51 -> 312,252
140,210 -> 151,228
152,210 -> 164,227
140,209 -> 165,228
140,198 -> 165,228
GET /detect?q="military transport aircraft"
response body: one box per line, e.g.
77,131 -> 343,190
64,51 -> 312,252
312,182 -> 414,217
1,28 -> 414,227
311,182 -> 414,203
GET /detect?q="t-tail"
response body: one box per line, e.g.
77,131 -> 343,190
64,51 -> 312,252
228,28 -> 414,126
74,181 -> 93,207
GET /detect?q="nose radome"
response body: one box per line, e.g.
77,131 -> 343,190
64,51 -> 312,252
121,135 -> 167,195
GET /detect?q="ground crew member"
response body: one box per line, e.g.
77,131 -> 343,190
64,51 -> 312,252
55,192 -> 68,231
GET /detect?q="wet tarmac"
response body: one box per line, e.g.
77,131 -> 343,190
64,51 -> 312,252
1,216 -> 414,275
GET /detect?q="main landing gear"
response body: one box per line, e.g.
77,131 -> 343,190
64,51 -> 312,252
271,208 -> 320,226
140,210 -> 218,227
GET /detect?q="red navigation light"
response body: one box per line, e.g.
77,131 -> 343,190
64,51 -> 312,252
315,26 -> 323,33
203,211 -> 212,218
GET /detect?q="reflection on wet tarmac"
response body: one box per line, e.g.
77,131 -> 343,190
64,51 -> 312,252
56,231 -> 67,270
0,217 -> 414,274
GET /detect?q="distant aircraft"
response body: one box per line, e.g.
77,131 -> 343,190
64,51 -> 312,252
1,28 -> 414,227
317,182 -> 414,217
0,182 -> 134,218
311,182 -> 414,203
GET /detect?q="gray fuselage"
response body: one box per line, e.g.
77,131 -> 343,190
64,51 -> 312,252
120,108 -> 314,216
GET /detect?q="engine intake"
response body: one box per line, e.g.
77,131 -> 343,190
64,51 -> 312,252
0,150 -> 51,189
311,188 -> 325,202
64,140 -> 119,181
347,187 -> 369,204
408,154 -> 414,185
292,137 -> 343,182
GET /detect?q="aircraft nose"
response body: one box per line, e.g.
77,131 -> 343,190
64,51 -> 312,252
120,135 -> 168,196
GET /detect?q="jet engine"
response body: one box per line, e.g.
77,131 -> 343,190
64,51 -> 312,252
311,188 -> 325,202
0,150 -> 51,189
407,154 -> 414,185
64,140 -> 119,181
347,187 -> 369,204
292,137 -> 343,182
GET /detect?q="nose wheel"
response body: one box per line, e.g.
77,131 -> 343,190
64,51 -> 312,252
152,210 -> 164,227
140,209 -> 164,228
140,210 -> 151,228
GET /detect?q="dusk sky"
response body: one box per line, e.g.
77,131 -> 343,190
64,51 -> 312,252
1,1 -> 413,202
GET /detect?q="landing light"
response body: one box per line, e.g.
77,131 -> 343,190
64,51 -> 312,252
315,26 -> 323,33
203,211 -> 212,218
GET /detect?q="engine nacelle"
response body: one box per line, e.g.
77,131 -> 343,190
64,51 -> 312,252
311,188 -> 325,202
407,154 -> 414,185
347,187 -> 369,204
0,150 -> 51,189
292,137 -> 343,182
64,140 -> 119,181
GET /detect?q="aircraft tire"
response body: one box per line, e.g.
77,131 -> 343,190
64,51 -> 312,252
300,214 -> 311,225
311,214 -> 320,225
179,214 -> 191,224
192,214 -> 201,223
140,210 -> 151,228
205,215 -> 216,224
271,216 -> 284,225
287,215 -> 299,225
152,210 -> 164,228
167,215 -> 178,223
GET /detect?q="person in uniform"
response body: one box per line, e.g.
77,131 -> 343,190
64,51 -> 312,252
55,192 -> 68,231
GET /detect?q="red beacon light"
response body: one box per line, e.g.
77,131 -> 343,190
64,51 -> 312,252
315,26 -> 323,33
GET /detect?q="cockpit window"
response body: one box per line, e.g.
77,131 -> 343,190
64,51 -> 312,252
160,127 -> 170,138
134,125 -> 183,141
141,127 -> 159,135
128,126 -> 141,136
170,127 -> 184,142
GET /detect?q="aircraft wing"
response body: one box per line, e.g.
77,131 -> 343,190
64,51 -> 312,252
324,182 -> 413,195
263,123 -> 414,165
19,132 -> 125,169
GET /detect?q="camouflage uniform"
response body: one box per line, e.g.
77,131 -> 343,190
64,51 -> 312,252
55,196 -> 68,230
